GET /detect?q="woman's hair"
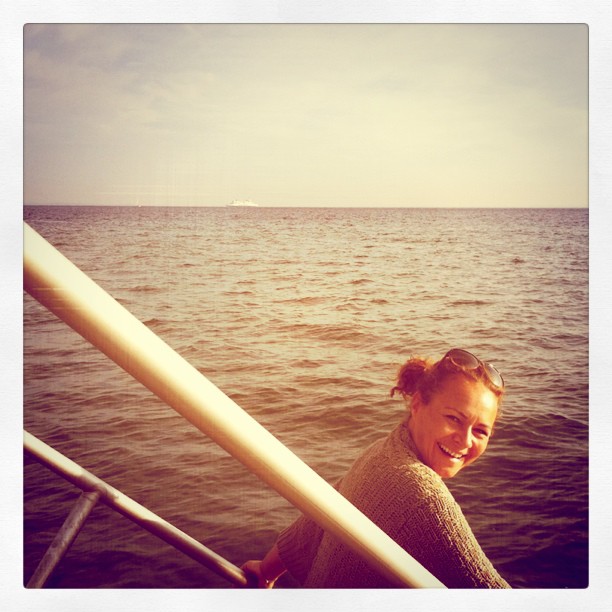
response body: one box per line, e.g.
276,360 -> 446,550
390,354 -> 505,406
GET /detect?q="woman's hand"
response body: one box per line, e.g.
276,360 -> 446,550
241,544 -> 286,588
241,560 -> 278,588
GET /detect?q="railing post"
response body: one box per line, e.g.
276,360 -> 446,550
26,490 -> 101,588
24,430 -> 252,587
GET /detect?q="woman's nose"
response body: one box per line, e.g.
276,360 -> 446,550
454,427 -> 473,449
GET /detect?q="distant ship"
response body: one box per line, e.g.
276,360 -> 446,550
226,199 -> 259,207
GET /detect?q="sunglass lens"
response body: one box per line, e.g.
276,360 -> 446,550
447,349 -> 479,369
483,362 -> 504,389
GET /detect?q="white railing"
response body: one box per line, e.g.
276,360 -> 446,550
23,222 -> 445,589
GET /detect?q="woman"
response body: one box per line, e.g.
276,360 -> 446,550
242,348 -> 511,588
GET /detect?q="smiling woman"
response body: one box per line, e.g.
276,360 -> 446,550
241,348 -> 510,588
394,348 -> 503,479
408,375 -> 498,479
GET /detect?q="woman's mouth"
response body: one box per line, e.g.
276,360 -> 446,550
438,443 -> 466,461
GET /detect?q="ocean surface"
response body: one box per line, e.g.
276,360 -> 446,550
23,205 -> 588,589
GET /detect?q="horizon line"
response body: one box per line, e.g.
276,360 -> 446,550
23,203 -> 589,209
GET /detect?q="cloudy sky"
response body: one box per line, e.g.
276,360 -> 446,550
24,23 -> 587,207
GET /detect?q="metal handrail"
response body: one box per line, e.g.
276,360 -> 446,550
24,430 -> 251,588
24,222 -> 445,588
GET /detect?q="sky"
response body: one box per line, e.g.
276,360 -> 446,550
24,23 -> 587,208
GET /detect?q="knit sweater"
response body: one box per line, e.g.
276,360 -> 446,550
276,418 -> 510,588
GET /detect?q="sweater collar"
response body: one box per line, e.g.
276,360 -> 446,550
395,416 -> 421,459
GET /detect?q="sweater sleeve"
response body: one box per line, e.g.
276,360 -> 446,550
275,512 -> 325,584
275,477 -> 346,584
397,478 -> 511,588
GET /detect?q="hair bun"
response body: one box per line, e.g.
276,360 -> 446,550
390,357 -> 430,398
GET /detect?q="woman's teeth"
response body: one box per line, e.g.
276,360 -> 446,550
438,443 -> 465,460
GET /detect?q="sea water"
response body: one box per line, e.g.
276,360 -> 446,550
23,205 -> 588,588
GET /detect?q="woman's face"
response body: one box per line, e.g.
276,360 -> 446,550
408,373 -> 499,479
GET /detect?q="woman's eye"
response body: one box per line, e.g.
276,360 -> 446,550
446,415 -> 460,423
475,429 -> 489,438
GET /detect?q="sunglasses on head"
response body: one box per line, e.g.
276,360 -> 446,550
440,348 -> 504,390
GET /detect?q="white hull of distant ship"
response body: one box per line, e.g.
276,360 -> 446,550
226,200 -> 259,207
